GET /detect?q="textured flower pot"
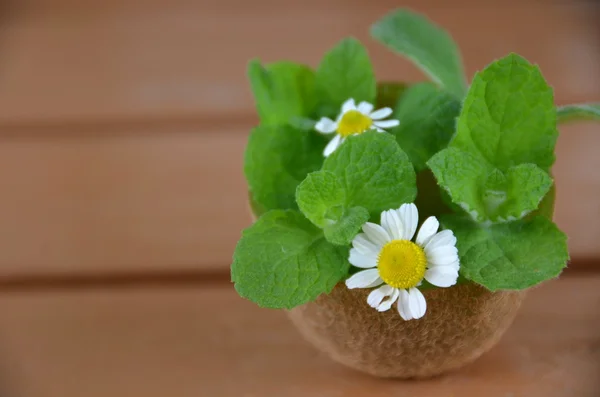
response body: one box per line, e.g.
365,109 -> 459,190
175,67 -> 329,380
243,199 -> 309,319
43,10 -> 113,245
287,282 -> 525,378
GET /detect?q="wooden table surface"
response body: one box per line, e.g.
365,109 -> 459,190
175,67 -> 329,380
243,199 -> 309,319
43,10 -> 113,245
0,274 -> 597,397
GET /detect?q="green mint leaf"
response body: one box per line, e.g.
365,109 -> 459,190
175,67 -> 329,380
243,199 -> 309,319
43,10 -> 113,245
231,210 -> 349,309
442,215 -> 568,291
324,206 -> 370,246
296,170 -> 369,245
323,131 -> 416,217
428,148 -> 486,220
429,148 -> 553,222
451,54 -> 558,171
557,103 -> 600,124
315,38 -> 376,111
296,171 -> 345,228
370,9 -> 466,97
248,60 -> 316,125
393,82 -> 461,171
245,125 -> 325,213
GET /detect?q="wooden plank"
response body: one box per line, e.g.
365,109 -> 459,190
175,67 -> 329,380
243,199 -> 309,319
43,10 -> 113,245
0,127 -> 251,276
0,275 -> 597,396
0,121 -> 598,277
0,1 -> 597,125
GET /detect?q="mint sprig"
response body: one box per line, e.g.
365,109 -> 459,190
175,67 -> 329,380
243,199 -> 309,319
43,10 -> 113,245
316,38 -> 376,113
442,215 -> 568,291
557,103 -> 600,124
371,9 -> 466,97
245,124 -> 325,214
248,60 -> 317,126
232,210 -> 349,309
392,82 -> 461,171
428,54 -> 556,223
297,132 -> 416,245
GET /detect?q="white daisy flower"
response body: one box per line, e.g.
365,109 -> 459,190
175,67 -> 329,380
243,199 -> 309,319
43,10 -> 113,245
345,203 -> 460,321
315,98 -> 400,157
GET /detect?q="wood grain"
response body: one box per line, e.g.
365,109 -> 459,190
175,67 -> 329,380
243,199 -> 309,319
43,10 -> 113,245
0,0 -> 597,124
0,275 -> 597,397
0,0 -> 598,277
0,121 -> 598,276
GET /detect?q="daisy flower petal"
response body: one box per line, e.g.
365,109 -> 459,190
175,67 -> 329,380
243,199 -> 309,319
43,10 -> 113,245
357,101 -> 374,114
345,269 -> 381,289
425,230 -> 457,251
362,222 -> 392,246
425,266 -> 459,288
427,246 -> 459,266
315,117 -> 337,134
380,210 -> 404,240
369,107 -> 393,120
416,216 -> 440,246
349,248 -> 377,269
364,277 -> 384,288
323,135 -> 342,157
407,288 -> 427,319
398,203 -> 419,240
341,98 -> 357,113
373,119 -> 400,129
398,289 -> 414,321
352,233 -> 381,256
367,285 -> 394,308
377,288 -> 400,312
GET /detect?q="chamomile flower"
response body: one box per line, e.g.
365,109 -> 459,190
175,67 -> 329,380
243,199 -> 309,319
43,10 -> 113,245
345,203 -> 460,321
315,98 -> 400,157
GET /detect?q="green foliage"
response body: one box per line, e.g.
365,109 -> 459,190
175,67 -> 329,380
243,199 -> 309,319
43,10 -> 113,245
451,54 -> 558,171
323,206 -> 370,246
428,54 -> 557,223
232,210 -> 349,309
245,125 -> 325,213
556,103 -> 600,124
296,171 -> 346,228
442,215 -> 568,291
315,38 -> 377,112
322,132 -> 417,217
392,82 -> 461,170
370,9 -> 466,97
297,132 -> 416,244
428,148 -> 552,222
247,60 -> 316,126
235,9 -> 576,308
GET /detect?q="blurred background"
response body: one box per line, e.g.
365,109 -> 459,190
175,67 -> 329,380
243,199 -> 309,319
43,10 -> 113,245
0,0 -> 598,396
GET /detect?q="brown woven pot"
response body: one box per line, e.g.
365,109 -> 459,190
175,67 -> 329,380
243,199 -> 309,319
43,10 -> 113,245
287,282 -> 525,378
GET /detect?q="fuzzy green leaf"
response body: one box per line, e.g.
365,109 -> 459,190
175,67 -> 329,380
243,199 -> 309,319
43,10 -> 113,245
429,147 -> 553,222
451,54 -> 558,171
231,210 -> 349,309
296,171 -> 346,228
248,60 -> 316,126
556,103 -> 600,124
245,125 -> 325,213
324,206 -> 370,246
370,9 -> 466,97
393,82 -> 461,170
322,131 -> 417,217
315,38 -> 376,111
442,215 -> 568,291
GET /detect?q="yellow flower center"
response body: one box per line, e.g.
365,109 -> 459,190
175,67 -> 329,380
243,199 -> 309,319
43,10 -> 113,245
377,240 -> 427,289
336,110 -> 373,137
